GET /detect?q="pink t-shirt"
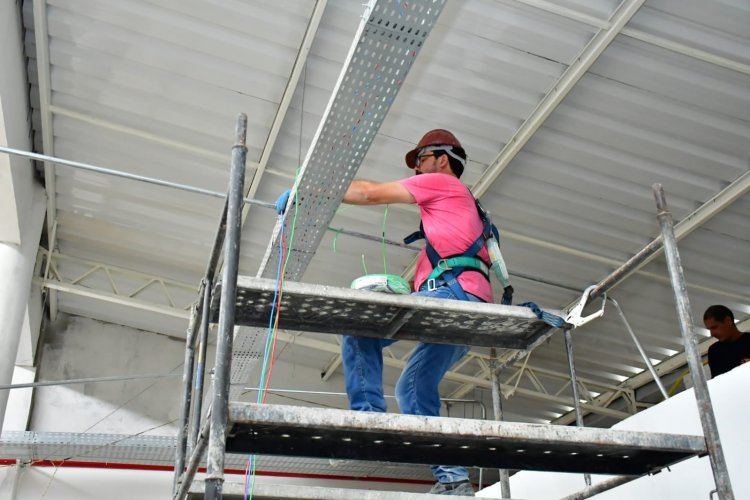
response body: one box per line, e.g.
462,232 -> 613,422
399,173 -> 494,303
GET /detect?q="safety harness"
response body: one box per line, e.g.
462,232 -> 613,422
404,199 -> 514,305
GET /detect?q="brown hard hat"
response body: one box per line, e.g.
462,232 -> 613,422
405,129 -> 464,168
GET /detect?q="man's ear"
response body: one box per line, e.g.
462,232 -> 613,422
437,154 -> 451,172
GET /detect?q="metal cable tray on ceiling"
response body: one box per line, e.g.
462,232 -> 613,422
212,277 -> 565,348
226,403 -> 706,476
187,480 -> 479,500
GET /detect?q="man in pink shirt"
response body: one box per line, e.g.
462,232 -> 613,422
341,129 -> 492,496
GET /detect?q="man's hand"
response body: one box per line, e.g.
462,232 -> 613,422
275,190 -> 292,215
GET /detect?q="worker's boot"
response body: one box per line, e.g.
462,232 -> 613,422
428,479 -> 474,496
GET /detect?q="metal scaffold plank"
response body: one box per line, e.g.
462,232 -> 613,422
213,277 -> 563,348
225,403 -> 706,476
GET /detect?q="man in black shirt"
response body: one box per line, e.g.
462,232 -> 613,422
703,305 -> 750,378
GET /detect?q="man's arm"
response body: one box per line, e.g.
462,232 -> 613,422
343,180 -> 415,205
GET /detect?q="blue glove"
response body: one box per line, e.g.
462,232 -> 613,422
275,189 -> 292,215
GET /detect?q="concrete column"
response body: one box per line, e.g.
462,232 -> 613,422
0,186 -> 45,433
0,0 -> 46,434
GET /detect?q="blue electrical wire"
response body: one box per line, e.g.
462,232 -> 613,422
245,215 -> 286,500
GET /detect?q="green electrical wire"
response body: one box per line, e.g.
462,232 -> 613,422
332,228 -> 343,253
331,205 -> 389,276
381,204 -> 389,275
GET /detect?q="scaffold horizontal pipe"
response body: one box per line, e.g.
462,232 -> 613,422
0,145 -> 274,209
0,145 -> 422,253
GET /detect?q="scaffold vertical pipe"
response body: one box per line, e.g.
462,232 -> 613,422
172,302 -> 199,493
653,184 -> 734,500
489,348 -> 511,499
174,417 -> 211,500
205,114 -> 248,500
189,278 -> 212,452
563,328 -> 591,487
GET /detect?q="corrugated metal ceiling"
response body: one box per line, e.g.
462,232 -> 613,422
17,0 -> 750,437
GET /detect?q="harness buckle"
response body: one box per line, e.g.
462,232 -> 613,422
427,278 -> 438,291
437,259 -> 452,271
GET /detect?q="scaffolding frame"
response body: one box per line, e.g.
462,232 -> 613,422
167,113 -> 733,500
0,115 -> 733,499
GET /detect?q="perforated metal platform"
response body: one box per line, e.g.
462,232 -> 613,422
225,403 -> 706,476
212,277 -> 563,348
187,480 -> 480,500
0,431 -> 433,482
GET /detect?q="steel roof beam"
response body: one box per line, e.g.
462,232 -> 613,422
49,105 -> 253,167
38,281 -> 190,321
583,170 -> 750,302
501,228 -> 750,304
34,251 -> 196,330
497,168 -> 750,371
402,0 -> 646,280
509,0 -> 750,76
32,0 -> 58,320
242,0 -> 328,207
470,0 -> 647,198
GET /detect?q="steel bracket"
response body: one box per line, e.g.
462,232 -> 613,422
566,285 -> 606,327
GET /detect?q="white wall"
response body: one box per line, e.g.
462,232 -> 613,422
27,315 -> 189,434
478,363 -> 750,499
24,314 -> 362,434
0,466 -> 173,500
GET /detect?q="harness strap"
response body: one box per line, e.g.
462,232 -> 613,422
517,302 -> 566,329
425,256 -> 489,282
403,226 -> 424,245
421,218 -> 490,300
403,198 -> 512,304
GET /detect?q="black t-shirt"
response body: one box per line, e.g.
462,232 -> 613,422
708,332 -> 750,378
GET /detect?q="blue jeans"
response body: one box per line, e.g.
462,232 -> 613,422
342,286 -> 480,483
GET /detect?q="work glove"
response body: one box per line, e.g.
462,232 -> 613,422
275,189 -> 292,215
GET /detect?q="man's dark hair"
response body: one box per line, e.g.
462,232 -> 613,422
433,147 -> 466,178
703,305 -> 734,322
